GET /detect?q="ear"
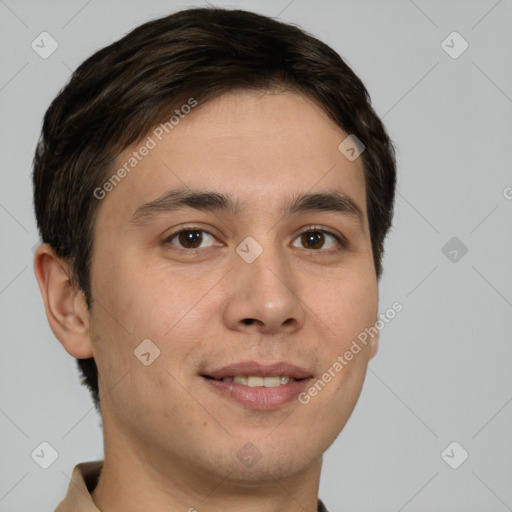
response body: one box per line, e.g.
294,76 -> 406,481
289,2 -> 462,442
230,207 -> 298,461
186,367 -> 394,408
369,330 -> 379,360
33,243 -> 93,358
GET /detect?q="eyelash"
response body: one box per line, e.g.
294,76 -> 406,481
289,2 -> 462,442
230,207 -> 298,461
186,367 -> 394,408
162,225 -> 347,253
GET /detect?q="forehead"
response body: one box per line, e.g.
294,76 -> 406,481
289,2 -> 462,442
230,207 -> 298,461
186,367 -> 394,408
96,90 -> 367,227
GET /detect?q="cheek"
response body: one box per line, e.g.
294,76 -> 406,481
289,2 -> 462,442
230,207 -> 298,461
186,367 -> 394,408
88,252 -> 157,382
91,252 -> 171,337
88,257 -> 198,422
307,268 -> 378,346
300,267 -> 377,413
90,253 -> 214,378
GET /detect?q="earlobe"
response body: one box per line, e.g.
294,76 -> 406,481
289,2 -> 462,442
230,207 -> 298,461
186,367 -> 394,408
33,243 -> 94,359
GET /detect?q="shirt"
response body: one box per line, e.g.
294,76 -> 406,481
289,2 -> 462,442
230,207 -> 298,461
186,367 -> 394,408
55,460 -> 330,512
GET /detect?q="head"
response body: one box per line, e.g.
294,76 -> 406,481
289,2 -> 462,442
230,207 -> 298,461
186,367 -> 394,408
33,7 -> 395,486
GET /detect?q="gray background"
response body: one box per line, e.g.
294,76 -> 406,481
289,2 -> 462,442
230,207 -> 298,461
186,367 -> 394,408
1,0 -> 511,510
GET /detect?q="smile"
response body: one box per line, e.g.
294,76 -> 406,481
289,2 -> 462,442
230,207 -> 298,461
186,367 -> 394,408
206,375 -> 296,387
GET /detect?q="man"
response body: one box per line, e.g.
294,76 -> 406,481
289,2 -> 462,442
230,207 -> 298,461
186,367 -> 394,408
32,7 -> 396,511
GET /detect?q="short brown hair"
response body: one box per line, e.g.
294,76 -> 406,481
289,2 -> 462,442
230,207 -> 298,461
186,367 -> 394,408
32,7 -> 396,413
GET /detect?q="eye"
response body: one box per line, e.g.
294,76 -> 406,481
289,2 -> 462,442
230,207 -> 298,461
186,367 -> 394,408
292,227 -> 346,251
162,225 -> 346,252
164,228 -> 217,250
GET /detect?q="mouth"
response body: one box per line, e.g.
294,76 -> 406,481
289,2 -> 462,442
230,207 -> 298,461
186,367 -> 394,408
202,375 -> 302,387
200,361 -> 313,410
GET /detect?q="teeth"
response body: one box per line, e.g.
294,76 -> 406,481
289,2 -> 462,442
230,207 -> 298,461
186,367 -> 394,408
247,376 -> 264,387
263,376 -> 281,387
221,376 -> 295,387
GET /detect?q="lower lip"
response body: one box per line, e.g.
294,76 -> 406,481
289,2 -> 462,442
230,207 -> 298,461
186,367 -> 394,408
201,376 -> 311,410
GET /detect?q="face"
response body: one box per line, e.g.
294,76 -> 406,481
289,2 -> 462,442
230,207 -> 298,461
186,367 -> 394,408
87,90 -> 379,486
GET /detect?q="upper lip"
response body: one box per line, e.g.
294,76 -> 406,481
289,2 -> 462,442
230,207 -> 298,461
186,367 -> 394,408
203,361 -> 312,379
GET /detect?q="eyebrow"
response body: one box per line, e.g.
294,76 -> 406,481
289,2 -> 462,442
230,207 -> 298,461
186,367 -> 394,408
130,186 -> 364,230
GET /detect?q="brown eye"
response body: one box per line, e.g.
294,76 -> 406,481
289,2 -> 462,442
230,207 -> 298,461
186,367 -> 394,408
166,229 -> 216,250
300,231 -> 325,249
292,228 -> 345,251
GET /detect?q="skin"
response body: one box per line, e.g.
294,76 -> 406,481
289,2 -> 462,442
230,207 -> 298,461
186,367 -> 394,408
34,89 -> 379,512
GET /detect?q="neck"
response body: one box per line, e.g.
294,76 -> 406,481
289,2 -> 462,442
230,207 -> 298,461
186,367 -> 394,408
92,411 -> 323,512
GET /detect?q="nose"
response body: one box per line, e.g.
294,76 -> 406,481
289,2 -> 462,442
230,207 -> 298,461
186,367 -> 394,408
222,240 -> 306,335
